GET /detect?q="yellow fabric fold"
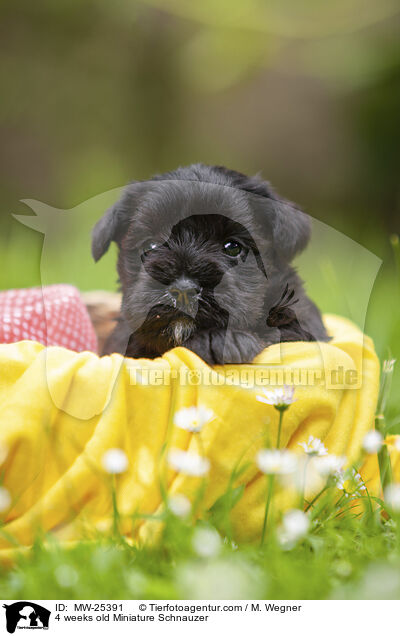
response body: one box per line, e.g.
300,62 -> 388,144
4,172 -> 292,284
0,314 -> 397,560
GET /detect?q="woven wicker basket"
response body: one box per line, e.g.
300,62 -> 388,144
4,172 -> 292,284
82,291 -> 121,353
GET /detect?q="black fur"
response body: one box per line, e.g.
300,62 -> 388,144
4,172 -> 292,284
92,164 -> 329,364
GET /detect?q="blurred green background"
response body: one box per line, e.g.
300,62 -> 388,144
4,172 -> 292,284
0,0 -> 399,412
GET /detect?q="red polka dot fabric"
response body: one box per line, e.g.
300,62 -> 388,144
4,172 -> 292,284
0,285 -> 98,353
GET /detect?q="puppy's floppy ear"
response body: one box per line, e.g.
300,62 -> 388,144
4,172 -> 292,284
269,198 -> 311,262
221,168 -> 311,262
92,203 -> 120,261
91,186 -> 138,262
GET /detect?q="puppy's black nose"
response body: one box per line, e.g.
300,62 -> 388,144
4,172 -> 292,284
167,278 -> 201,311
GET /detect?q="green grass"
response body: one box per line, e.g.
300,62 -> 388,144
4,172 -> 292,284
0,227 -> 399,600
1,501 -> 400,600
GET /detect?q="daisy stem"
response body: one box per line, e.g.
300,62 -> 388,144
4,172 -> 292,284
376,429 -> 393,492
276,409 -> 284,448
260,474 -> 275,546
111,474 -> 120,537
300,457 -> 310,508
322,493 -> 348,523
309,489 -> 334,521
192,433 -> 208,518
304,483 -> 329,512
375,357 -> 395,492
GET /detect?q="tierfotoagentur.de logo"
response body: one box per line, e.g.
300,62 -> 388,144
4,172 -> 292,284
2,602 -> 51,633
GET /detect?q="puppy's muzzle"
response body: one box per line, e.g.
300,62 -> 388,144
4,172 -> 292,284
167,278 -> 201,315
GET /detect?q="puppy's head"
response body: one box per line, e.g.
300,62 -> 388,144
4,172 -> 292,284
92,164 -> 311,354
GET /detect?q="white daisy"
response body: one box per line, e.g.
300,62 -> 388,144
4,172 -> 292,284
315,454 -> 346,478
174,406 -> 215,433
167,449 -> 210,477
384,484 -> 400,512
299,435 -> 328,457
280,509 -> 310,542
256,386 -> 296,410
102,448 -> 129,474
362,430 -> 383,454
168,494 -> 192,518
336,469 -> 366,498
256,449 -> 298,475
192,527 -> 221,558
54,564 -> 79,588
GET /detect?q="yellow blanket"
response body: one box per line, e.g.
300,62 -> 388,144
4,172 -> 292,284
0,314 -> 397,561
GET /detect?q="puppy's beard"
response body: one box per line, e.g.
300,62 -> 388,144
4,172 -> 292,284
163,317 -> 195,346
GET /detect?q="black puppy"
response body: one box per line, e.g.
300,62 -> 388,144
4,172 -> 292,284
92,164 -> 328,364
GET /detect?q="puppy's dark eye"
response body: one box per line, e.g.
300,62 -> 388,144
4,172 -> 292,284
141,241 -> 159,258
223,240 -> 242,257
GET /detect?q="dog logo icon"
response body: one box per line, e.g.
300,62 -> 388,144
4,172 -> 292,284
3,602 -> 50,633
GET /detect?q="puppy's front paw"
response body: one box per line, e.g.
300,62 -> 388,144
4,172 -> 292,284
185,329 -> 264,365
220,330 -> 265,364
